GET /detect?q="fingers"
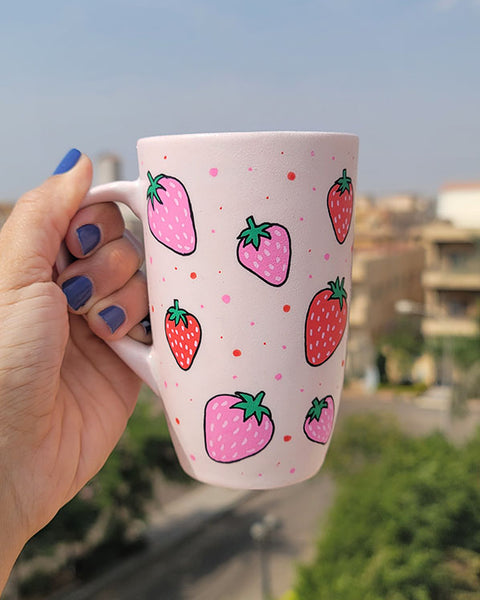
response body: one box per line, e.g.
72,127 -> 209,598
58,221 -> 150,342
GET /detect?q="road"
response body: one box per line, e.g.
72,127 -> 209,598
93,473 -> 335,600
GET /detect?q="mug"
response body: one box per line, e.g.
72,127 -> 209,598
76,131 -> 358,489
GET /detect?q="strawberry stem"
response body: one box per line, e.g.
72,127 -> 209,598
231,391 -> 272,425
335,169 -> 352,195
237,215 -> 272,251
307,397 -> 331,423
166,299 -> 189,328
147,171 -> 166,205
328,276 -> 348,310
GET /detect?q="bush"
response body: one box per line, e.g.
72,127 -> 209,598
295,417 -> 480,599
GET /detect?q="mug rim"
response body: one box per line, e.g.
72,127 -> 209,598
137,130 -> 359,146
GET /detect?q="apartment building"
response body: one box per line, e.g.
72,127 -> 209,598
421,221 -> 480,339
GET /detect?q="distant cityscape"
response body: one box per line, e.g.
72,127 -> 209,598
1,153 -> 479,392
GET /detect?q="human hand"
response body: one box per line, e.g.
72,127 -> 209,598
0,150 -> 147,590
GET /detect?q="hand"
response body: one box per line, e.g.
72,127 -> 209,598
0,150 -> 147,591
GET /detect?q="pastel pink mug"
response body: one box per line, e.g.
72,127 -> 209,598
73,132 -> 358,489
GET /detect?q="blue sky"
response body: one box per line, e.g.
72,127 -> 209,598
1,0 -> 479,198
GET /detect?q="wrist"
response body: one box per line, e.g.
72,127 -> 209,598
0,473 -> 28,595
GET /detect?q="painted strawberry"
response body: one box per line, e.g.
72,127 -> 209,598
237,216 -> 291,287
303,396 -> 335,444
305,277 -> 348,366
204,391 -> 275,463
327,168 -> 354,244
165,299 -> 201,370
147,171 -> 197,255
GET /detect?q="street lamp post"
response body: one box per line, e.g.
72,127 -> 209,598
250,514 -> 281,600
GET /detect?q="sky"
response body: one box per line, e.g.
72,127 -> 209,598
1,0 -> 479,199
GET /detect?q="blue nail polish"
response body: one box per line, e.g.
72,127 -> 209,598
77,224 -> 101,255
99,305 -> 126,333
53,148 -> 81,175
61,276 -> 93,310
140,316 -> 151,336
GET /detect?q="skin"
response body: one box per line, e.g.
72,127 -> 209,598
0,154 -> 149,592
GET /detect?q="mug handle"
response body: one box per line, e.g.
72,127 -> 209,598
56,180 -> 161,397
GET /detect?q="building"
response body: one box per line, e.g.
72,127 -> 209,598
437,182 -> 480,229
347,241 -> 426,379
421,221 -> 480,339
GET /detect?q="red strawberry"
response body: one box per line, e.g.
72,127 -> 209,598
327,168 -> 354,244
147,172 -> 197,255
204,391 -> 275,463
165,299 -> 201,370
237,215 -> 291,286
305,277 -> 348,366
303,396 -> 335,444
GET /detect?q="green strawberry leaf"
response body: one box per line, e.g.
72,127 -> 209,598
166,299 -> 189,328
327,277 -> 348,311
335,169 -> 352,195
237,216 -> 272,251
147,171 -> 166,205
232,391 -> 272,425
307,397 -> 330,423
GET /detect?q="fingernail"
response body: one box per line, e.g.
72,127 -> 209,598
99,305 -> 126,333
77,224 -> 101,255
61,275 -> 93,310
140,316 -> 151,336
53,148 -> 81,175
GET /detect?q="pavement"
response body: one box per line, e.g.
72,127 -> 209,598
45,385 -> 480,600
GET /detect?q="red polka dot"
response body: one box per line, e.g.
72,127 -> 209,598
287,171 -> 296,181
190,272 -> 197,279
233,349 -> 242,357
284,435 -> 292,442
283,304 -> 291,313
175,418 -> 180,425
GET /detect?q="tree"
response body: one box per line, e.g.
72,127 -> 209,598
295,416 -> 480,599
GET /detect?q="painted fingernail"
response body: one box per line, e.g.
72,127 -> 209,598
61,275 -> 93,310
99,305 -> 126,333
77,224 -> 101,255
53,148 -> 81,175
140,316 -> 151,336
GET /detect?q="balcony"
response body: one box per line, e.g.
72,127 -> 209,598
422,316 -> 479,337
422,269 -> 480,291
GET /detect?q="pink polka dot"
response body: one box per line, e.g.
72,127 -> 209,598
311,150 -> 315,156
275,373 -> 282,381
248,167 -> 253,172
282,345 -> 287,349
190,454 -> 196,461
233,375 -> 238,379
332,156 -> 336,160
149,256 -> 153,264
209,167 -> 218,177
290,468 -> 296,474
164,381 -> 168,388
312,187 -> 317,191
250,321 -> 255,326
324,253 -> 330,261
222,294 -> 231,304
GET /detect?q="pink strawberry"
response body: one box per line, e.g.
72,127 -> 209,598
204,391 -> 275,463
303,396 -> 335,444
305,277 -> 348,366
237,216 -> 291,286
147,172 -> 197,255
165,299 -> 201,370
327,168 -> 354,244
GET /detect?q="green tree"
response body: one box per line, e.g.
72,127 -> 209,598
295,416 -> 480,599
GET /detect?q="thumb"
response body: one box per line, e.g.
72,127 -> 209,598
0,150 -> 93,290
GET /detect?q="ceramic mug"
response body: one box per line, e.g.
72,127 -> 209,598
76,131 -> 358,489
